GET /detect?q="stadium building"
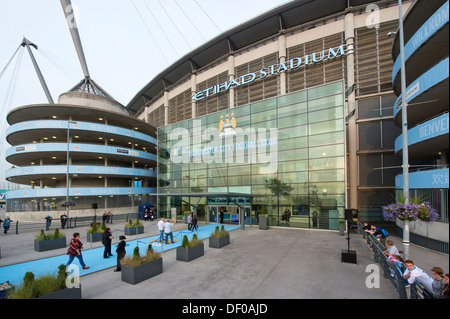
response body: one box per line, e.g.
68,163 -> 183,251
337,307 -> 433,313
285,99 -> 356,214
128,0 -> 427,229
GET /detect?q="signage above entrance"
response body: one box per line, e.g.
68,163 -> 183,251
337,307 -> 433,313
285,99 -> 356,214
193,44 -> 346,101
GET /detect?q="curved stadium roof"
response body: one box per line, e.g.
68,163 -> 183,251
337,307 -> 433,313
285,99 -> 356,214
126,0 -> 383,114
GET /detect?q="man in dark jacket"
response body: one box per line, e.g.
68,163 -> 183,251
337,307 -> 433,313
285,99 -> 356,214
114,235 -> 126,272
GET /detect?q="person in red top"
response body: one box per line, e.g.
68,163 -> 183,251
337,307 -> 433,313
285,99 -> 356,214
66,232 -> 89,270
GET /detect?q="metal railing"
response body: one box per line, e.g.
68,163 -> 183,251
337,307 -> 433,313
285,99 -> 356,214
8,212 -> 141,235
357,221 -> 434,299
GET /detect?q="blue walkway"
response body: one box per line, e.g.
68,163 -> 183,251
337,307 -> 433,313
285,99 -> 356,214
0,224 -> 239,286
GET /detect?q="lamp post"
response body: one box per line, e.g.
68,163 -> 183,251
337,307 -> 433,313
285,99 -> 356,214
66,120 -> 78,219
397,0 -> 410,260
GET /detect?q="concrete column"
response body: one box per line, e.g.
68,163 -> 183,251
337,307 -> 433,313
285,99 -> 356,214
345,12 -> 358,210
191,73 -> 197,118
228,55 -> 235,109
278,33 -> 287,95
164,90 -> 169,125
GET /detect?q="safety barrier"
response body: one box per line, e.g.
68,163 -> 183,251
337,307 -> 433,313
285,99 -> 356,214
357,221 -> 434,299
7,212 -> 141,235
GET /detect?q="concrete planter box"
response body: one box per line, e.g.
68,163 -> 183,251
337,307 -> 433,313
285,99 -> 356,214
176,243 -> 204,262
209,234 -> 230,249
37,286 -> 82,299
121,258 -> 163,285
259,216 -> 269,230
124,226 -> 144,236
87,232 -> 103,243
34,237 -> 66,252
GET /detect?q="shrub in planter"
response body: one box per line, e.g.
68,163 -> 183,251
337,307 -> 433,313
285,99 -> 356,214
338,220 -> 346,236
34,229 -> 66,252
176,234 -> 204,262
209,225 -> 230,248
259,206 -> 269,230
121,244 -> 163,285
124,219 -> 144,236
8,265 -> 81,299
87,222 -> 105,242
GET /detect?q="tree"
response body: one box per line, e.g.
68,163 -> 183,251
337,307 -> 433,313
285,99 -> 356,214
265,178 -> 294,225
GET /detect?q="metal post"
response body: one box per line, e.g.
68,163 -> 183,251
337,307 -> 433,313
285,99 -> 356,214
398,0 -> 410,260
21,38 -> 54,104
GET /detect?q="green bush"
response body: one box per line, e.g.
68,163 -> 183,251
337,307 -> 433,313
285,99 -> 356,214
181,235 -> 189,248
35,229 -> 65,241
8,265 -> 68,299
211,225 -> 229,238
124,219 -> 143,229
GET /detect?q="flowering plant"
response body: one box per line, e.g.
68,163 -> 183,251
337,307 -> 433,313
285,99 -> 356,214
382,201 -> 438,223
58,199 -> 76,207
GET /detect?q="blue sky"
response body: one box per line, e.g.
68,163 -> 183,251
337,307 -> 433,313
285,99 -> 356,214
0,0 -> 293,184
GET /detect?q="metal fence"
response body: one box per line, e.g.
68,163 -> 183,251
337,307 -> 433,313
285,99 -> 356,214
7,212 -> 141,235
357,221 -> 434,299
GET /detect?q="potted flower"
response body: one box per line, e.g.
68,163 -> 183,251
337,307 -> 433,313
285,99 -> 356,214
382,200 -> 439,223
34,228 -> 66,252
58,199 -> 76,208
87,222 -> 105,243
7,265 -> 81,299
176,234 -> 204,262
209,225 -> 230,249
124,219 -> 144,236
121,244 -> 163,285
259,205 -> 269,230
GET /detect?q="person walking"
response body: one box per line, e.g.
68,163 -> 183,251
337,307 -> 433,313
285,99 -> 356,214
45,215 -> 53,229
191,214 -> 198,232
114,235 -> 127,272
187,213 -> 192,231
60,213 -> 68,229
102,227 -> 113,259
164,219 -> 176,244
2,216 -> 12,235
157,218 -> 165,242
66,233 -> 90,270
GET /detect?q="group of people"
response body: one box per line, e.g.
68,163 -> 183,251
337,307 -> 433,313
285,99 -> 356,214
143,208 -> 156,221
157,218 -> 177,245
186,213 -> 198,232
363,222 -> 448,299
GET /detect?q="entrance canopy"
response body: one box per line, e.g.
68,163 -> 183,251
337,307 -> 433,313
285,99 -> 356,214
151,192 -> 261,229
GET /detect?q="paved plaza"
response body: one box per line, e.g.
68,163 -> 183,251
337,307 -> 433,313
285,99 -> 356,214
0,220 -> 448,300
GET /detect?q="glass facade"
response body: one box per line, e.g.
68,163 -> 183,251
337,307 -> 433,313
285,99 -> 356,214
157,81 -> 345,230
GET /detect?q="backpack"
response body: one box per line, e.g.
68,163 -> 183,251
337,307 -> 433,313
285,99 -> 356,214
379,228 -> 389,237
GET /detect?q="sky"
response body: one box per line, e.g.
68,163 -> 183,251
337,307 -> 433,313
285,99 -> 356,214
0,0 -> 294,186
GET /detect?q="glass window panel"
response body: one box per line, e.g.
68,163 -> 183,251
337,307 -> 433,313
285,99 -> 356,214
278,126 -> 307,139
278,90 -> 307,106
278,160 -> 308,172
251,99 -> 277,112
251,120 -> 277,130
278,102 -> 307,118
278,113 -> 307,128
277,137 -> 308,151
309,131 -> 344,147
308,94 -> 343,112
312,182 -> 345,195
309,144 -> 344,158
308,82 -> 343,100
309,157 -> 345,170
278,149 -> 308,161
309,119 -> 343,135
308,106 -> 343,123
251,109 -> 277,123
309,169 -> 345,182
279,172 -> 307,183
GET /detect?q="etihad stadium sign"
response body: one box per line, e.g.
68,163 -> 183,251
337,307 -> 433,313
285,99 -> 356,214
193,44 -> 346,101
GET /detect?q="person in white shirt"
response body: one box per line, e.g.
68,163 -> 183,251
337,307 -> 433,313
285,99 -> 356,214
403,260 -> 434,291
164,219 -> 176,244
157,218 -> 165,242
